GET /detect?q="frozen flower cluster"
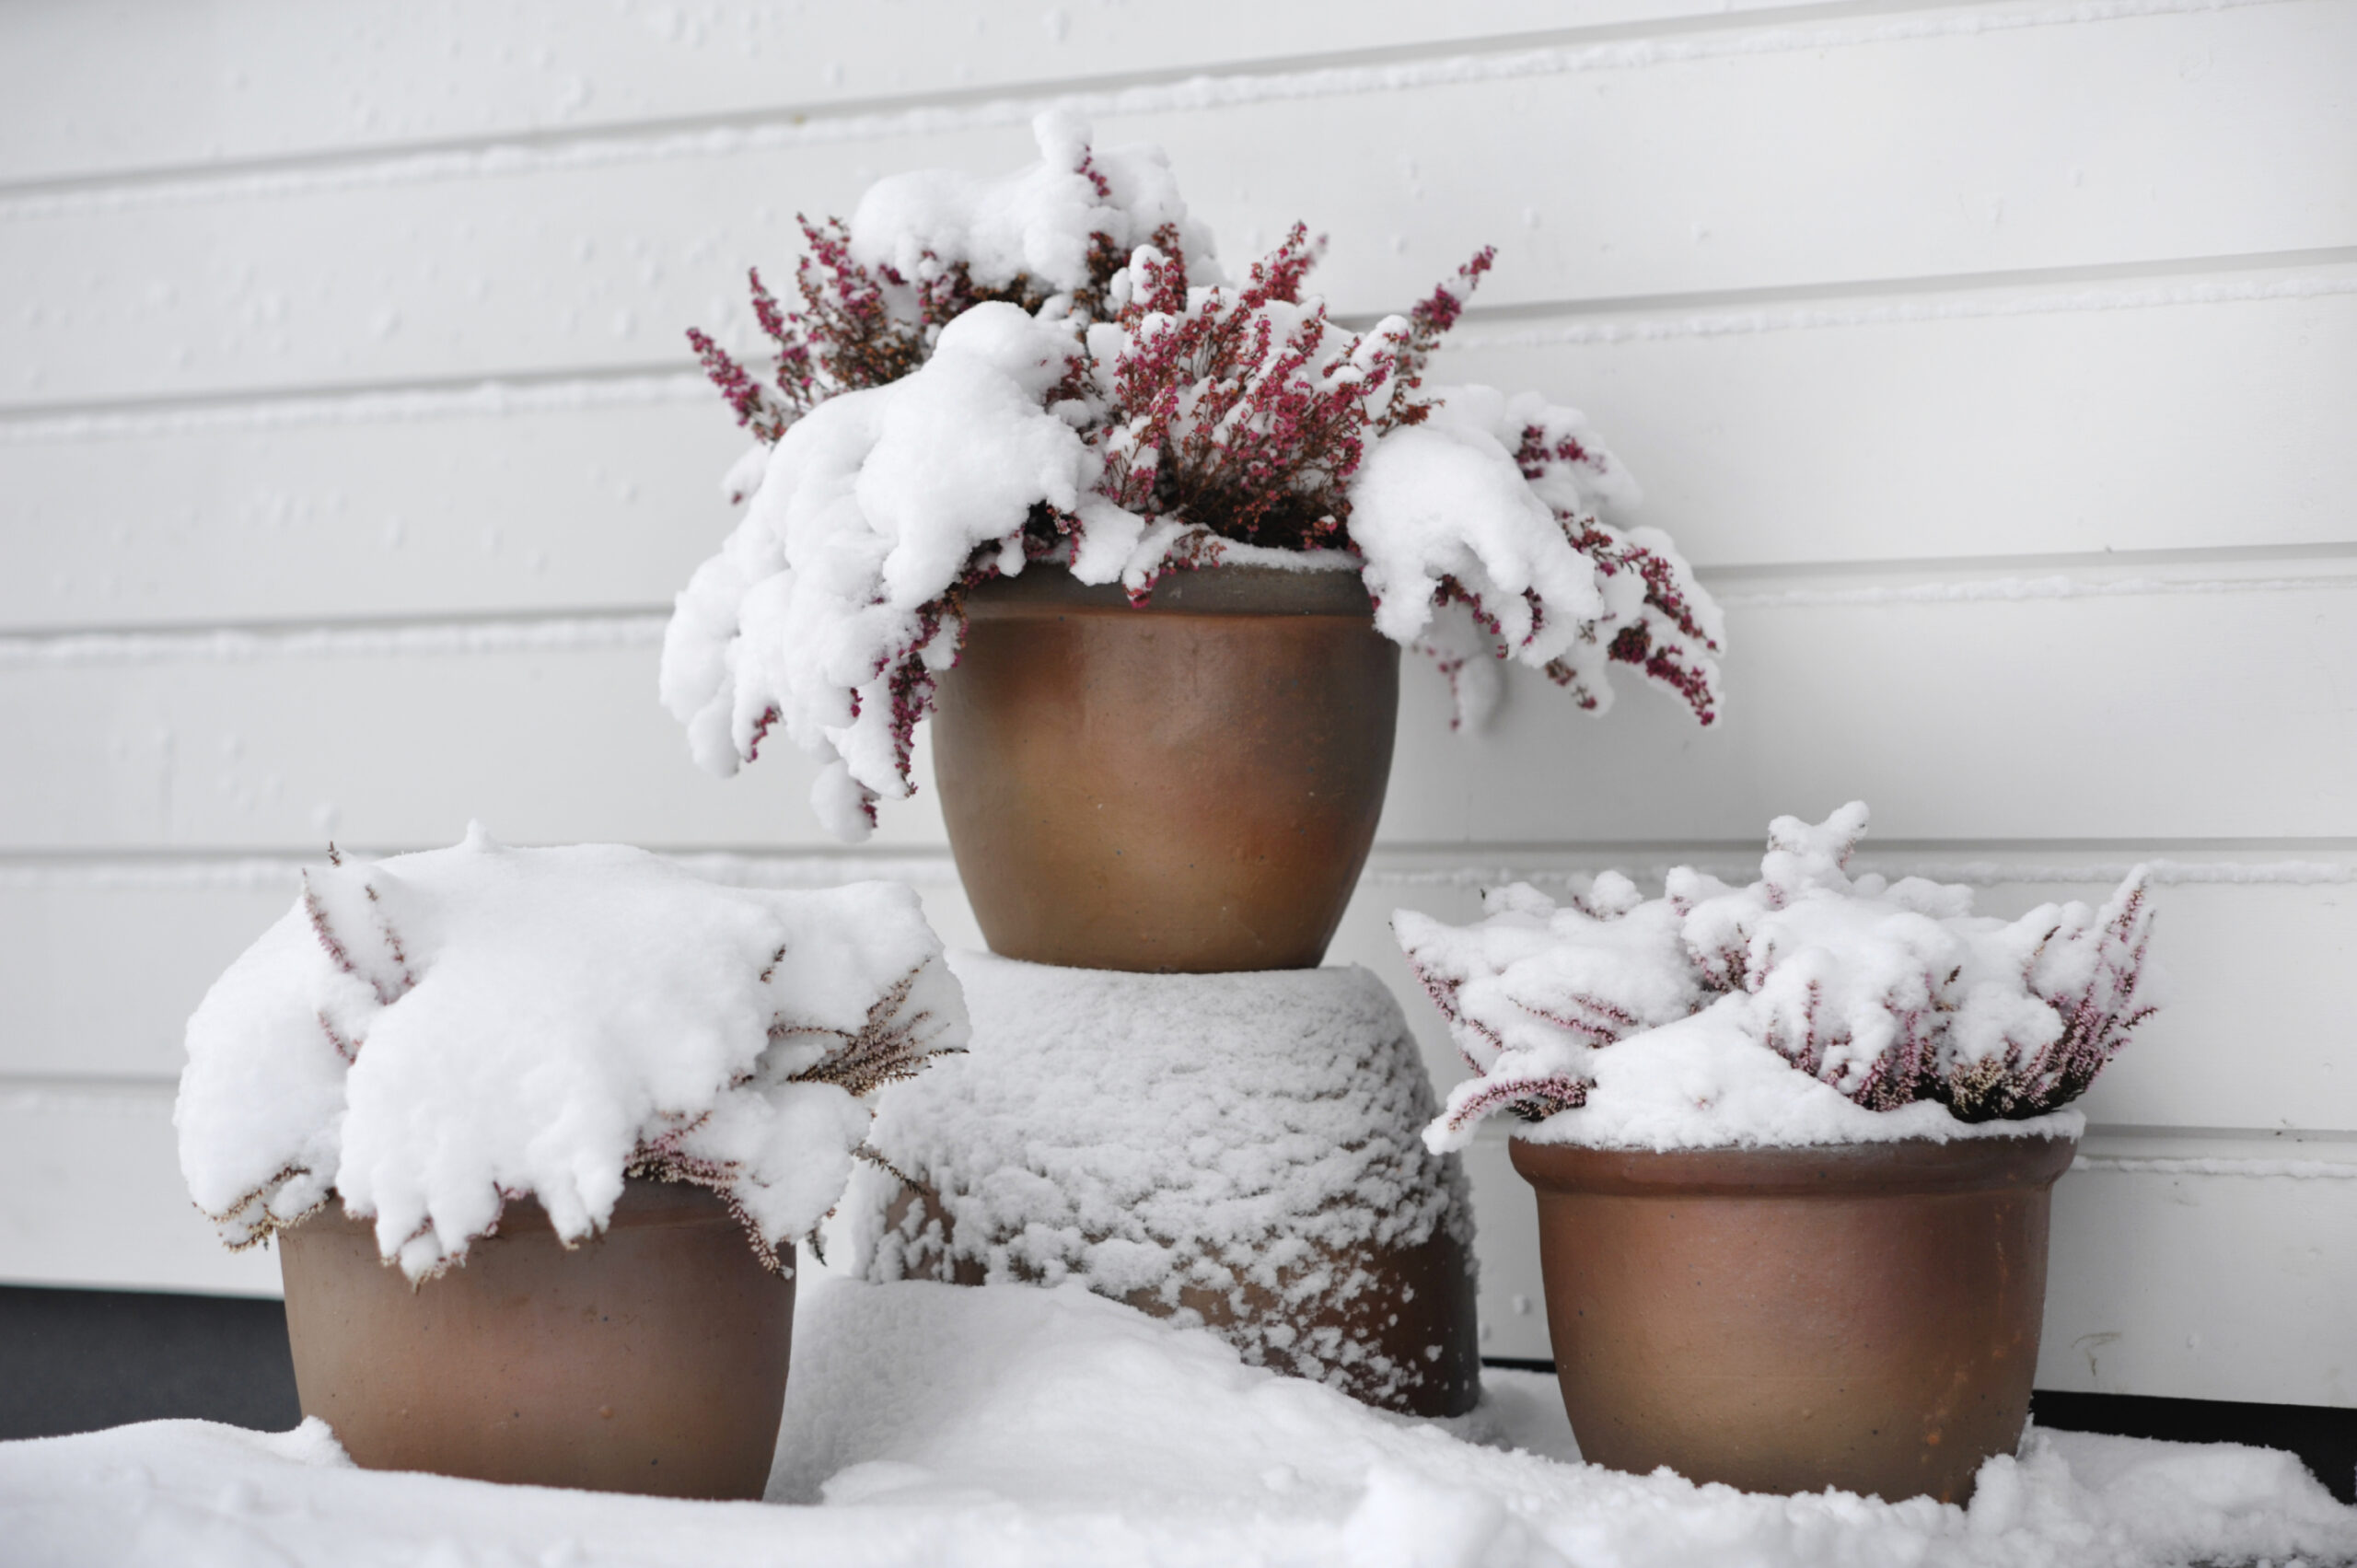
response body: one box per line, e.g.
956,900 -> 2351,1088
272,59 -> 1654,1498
1399,803 -> 2157,1152
664,111 -> 1723,842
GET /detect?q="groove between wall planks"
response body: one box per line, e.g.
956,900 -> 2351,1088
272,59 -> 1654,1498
5,2 -> 2350,407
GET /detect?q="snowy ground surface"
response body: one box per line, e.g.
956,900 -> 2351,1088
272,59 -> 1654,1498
4,1275 -> 2350,1568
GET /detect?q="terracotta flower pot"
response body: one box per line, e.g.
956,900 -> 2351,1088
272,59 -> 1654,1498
278,1179 -> 793,1499
932,564 -> 1399,973
1511,1133 -> 2076,1504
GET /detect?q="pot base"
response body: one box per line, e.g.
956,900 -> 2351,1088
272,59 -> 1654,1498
1512,1134 -> 2076,1503
279,1179 -> 793,1499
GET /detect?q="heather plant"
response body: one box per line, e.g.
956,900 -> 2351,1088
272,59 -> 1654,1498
1399,803 -> 2157,1149
663,112 -> 1724,842
178,830 -> 968,1280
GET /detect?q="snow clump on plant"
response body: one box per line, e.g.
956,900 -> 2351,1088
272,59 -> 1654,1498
176,828 -> 967,1280
663,110 -> 1723,842
1399,803 -> 2156,1153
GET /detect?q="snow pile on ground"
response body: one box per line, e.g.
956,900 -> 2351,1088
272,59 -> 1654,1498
176,828 -> 966,1279
5,1275 -> 2350,1568
663,111 -> 1719,842
1403,803 -> 2154,1152
852,953 -> 1474,1410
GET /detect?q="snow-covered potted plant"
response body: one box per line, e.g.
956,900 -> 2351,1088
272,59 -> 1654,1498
1398,804 -> 2157,1504
663,112 -> 1724,972
176,828 -> 965,1498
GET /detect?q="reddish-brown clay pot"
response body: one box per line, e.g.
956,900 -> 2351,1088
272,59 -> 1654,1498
932,564 -> 1398,972
279,1179 -> 793,1499
1511,1133 -> 2076,1503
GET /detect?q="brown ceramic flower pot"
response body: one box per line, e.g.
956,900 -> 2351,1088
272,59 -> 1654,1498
1511,1132 -> 2076,1504
278,1179 -> 793,1499
932,564 -> 1399,972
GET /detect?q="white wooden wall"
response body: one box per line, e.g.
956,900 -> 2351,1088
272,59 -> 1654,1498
3,0 -> 2351,1410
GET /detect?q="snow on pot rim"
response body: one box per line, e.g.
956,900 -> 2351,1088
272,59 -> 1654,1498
175,825 -> 967,1281
1494,998 -> 2089,1155
1402,802 -> 2154,1156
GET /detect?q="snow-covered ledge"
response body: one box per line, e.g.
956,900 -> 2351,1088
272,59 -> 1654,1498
4,1273 -> 2350,1567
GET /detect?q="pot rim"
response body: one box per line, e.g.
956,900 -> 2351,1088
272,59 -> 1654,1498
963,562 -> 1374,619
1508,1131 -> 2079,1197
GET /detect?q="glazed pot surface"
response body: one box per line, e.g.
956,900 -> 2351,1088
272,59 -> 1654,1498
932,565 -> 1398,972
1511,1134 -> 2076,1504
279,1179 -> 793,1499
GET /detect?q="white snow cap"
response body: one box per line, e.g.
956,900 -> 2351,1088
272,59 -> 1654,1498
1402,804 -> 2155,1153
848,108 -> 1220,297
176,830 -> 967,1279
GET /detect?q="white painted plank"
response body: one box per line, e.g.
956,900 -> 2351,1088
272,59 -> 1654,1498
1460,1137 -> 1554,1363
6,2 -> 2351,407
0,1085 -> 280,1296
2038,1144 -> 2357,1406
0,390 -> 744,633
0,639 -> 942,853
0,880 -> 293,1083
0,0 -> 1812,187
1377,579 -> 2357,846
6,281 -> 2353,632
1438,271 -> 2357,575
8,862 -> 2351,1134
4,582 -> 2352,848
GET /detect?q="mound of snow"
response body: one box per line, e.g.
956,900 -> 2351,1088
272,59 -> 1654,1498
1403,803 -> 2154,1152
176,828 -> 966,1278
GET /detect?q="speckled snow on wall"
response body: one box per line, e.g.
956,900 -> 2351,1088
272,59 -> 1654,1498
0,0 -> 2350,1407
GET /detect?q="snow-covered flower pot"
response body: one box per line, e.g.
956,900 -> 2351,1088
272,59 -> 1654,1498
661,115 -> 1723,970
935,565 -> 1395,970
1399,804 -> 2157,1503
852,953 -> 1481,1416
176,830 -> 966,1497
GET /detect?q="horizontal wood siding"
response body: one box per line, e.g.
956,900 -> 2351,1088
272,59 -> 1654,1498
0,0 -> 2347,1406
